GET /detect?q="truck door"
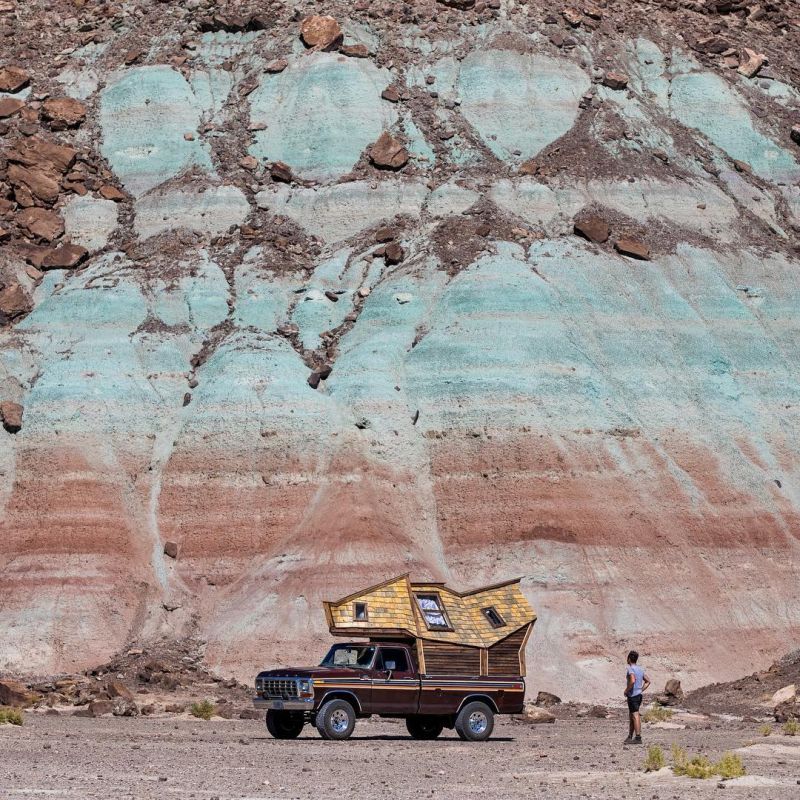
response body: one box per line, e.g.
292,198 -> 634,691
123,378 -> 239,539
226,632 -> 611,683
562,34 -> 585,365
371,647 -> 419,714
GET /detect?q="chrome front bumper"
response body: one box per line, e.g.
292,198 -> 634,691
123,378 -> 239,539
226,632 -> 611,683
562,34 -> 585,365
252,696 -> 314,711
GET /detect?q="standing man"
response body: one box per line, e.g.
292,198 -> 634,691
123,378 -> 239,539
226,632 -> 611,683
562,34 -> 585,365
624,650 -> 650,744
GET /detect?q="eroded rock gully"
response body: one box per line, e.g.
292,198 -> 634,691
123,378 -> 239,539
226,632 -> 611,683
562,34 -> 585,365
1,0 -> 800,701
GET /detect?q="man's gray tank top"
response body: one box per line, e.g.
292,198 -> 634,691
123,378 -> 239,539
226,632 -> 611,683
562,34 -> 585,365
627,664 -> 645,696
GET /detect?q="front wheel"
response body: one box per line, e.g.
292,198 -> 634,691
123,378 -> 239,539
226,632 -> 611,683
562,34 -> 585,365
315,699 -> 356,740
454,701 -> 494,742
406,715 -> 445,740
265,710 -> 304,739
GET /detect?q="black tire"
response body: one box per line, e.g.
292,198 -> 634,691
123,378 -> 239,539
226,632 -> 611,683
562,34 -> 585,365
265,710 -> 304,739
454,701 -> 494,742
315,699 -> 356,741
406,715 -> 445,740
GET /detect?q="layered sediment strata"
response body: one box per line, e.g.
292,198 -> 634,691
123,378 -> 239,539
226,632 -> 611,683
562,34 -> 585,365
1,0 -> 799,699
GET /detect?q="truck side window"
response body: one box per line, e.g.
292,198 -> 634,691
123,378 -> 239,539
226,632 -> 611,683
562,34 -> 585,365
378,648 -> 409,673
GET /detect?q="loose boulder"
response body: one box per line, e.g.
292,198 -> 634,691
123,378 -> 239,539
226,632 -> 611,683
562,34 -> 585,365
41,97 -> 87,130
772,684 -> 796,707
0,65 -> 29,93
340,43 -> 369,58
602,71 -> 629,90
7,136 -> 77,204
87,699 -> 114,717
300,15 -> 342,51
369,131 -> 410,170
270,161 -> 293,183
164,541 -> 179,559
657,677 -> 684,706
41,243 -> 88,269
535,691 -> 562,707
106,681 -> 134,701
0,283 -> 32,325
737,48 -> 766,79
384,242 -> 405,264
0,678 -> 39,706
112,697 -> 139,717
0,96 -> 24,118
17,207 -> 65,242
614,237 -> 650,260
574,213 -> 610,243
0,401 -> 24,434
514,703 -> 556,723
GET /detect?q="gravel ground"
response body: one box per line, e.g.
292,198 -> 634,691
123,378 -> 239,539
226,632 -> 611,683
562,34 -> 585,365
2,712 -> 799,799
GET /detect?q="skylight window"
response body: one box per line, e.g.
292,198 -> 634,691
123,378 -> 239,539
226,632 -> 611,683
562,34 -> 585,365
481,606 -> 507,628
415,593 -> 452,631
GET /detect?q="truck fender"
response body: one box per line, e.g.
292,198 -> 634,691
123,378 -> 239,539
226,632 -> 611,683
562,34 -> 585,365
455,694 -> 500,715
318,690 -> 363,714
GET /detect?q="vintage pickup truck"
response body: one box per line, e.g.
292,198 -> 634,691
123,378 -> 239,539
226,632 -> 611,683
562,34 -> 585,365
254,641 -> 525,741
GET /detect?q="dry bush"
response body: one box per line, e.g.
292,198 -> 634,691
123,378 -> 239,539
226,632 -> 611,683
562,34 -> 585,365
190,700 -> 216,720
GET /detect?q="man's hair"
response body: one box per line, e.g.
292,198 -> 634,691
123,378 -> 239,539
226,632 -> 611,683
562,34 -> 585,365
627,650 -> 639,664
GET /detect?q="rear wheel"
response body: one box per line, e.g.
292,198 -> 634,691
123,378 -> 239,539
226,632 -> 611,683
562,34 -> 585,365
406,715 -> 445,740
265,710 -> 305,739
454,701 -> 494,742
315,699 -> 356,740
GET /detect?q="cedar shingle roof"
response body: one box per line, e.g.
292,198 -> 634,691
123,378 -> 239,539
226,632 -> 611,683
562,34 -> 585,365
324,574 -> 536,648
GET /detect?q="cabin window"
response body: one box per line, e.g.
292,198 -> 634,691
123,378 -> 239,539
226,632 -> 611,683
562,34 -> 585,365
415,592 -> 453,631
481,606 -> 506,628
353,602 -> 368,621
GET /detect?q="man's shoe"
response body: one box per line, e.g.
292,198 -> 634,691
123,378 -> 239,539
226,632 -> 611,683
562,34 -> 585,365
623,736 -> 633,744
632,735 -> 643,745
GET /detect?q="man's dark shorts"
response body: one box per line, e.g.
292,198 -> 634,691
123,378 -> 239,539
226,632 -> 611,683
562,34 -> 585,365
627,693 -> 643,713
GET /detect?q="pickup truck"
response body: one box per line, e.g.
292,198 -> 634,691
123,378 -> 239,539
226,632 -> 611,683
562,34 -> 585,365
253,641 -> 525,741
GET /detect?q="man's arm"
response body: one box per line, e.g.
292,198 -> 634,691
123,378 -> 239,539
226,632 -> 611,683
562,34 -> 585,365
642,673 -> 651,692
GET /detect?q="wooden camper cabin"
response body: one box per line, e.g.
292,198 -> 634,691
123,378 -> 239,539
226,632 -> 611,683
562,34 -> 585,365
323,575 -> 536,677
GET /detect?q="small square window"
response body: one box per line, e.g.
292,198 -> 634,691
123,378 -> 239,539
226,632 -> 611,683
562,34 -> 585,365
481,606 -> 506,628
415,593 -> 453,631
353,602 -> 368,621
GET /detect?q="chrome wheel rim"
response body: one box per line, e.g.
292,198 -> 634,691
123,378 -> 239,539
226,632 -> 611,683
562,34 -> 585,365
330,709 -> 350,733
468,711 -> 488,735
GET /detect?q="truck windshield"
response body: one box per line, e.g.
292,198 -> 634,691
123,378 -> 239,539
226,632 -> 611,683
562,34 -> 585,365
320,644 -> 376,669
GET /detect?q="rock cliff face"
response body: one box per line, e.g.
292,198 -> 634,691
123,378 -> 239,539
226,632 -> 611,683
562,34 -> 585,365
1,0 -> 799,700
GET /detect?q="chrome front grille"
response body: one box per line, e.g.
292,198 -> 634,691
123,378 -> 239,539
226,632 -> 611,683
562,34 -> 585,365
258,678 -> 299,699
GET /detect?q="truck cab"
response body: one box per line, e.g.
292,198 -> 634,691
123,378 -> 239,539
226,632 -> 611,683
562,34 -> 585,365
254,641 -> 526,741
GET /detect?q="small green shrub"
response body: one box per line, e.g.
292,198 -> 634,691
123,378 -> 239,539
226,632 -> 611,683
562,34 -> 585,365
715,753 -> 746,780
642,703 -> 674,723
644,745 -> 666,772
758,723 -> 772,737
674,754 -> 715,779
670,744 -> 746,780
783,719 -> 799,736
190,700 -> 216,720
0,707 -> 24,725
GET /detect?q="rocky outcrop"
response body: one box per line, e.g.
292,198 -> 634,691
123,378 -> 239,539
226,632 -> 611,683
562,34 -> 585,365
1,0 -> 799,702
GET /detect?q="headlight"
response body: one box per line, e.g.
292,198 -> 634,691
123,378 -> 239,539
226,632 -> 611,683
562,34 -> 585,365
298,679 -> 313,697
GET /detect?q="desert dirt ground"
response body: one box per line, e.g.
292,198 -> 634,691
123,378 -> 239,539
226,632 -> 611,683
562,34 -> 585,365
2,711 -> 799,800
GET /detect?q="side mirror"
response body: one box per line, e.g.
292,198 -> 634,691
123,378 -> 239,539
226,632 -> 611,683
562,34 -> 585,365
385,660 -> 396,671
